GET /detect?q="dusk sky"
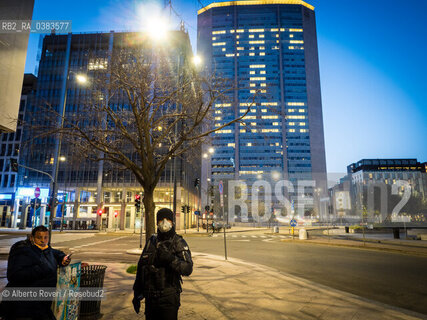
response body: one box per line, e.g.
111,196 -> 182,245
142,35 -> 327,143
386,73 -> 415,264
24,0 -> 427,174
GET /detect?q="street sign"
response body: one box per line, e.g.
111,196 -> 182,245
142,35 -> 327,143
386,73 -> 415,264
290,219 -> 297,227
218,180 -> 223,195
34,187 -> 40,198
194,211 -> 200,216
219,180 -> 224,207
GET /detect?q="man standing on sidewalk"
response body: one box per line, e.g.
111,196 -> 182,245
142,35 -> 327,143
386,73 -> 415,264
133,208 -> 193,320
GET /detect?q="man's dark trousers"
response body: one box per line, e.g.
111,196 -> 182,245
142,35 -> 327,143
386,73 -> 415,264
145,292 -> 180,320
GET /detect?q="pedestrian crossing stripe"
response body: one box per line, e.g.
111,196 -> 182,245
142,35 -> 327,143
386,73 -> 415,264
208,234 -> 288,240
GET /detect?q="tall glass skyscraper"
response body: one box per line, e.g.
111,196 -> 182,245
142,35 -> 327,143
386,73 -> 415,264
198,0 -> 327,218
15,31 -> 200,231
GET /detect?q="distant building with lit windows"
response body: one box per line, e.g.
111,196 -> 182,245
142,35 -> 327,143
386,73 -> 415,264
197,0 -> 327,219
347,159 -> 427,199
329,159 -> 427,221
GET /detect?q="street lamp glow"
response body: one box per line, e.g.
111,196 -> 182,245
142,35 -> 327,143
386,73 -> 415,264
146,16 -> 169,40
59,156 -> 66,162
75,74 -> 87,84
208,147 -> 214,154
272,171 -> 280,180
203,153 -> 208,158
192,55 -> 202,66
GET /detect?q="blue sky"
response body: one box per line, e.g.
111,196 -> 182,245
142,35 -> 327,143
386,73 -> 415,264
24,0 -> 427,173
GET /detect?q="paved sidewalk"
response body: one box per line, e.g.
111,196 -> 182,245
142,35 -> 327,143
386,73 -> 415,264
97,252 -> 425,320
0,252 -> 425,319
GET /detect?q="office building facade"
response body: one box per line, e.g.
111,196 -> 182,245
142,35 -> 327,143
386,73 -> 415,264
197,0 -> 327,219
0,74 -> 37,226
329,159 -> 427,224
0,0 -> 35,132
14,31 -> 200,231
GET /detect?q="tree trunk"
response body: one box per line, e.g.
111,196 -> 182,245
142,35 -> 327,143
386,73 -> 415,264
143,189 -> 156,239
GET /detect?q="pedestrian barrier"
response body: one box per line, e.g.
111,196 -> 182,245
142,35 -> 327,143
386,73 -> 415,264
79,265 -> 107,320
299,228 -> 308,240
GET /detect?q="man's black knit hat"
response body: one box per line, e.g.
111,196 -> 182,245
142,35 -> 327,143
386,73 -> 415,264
156,208 -> 174,223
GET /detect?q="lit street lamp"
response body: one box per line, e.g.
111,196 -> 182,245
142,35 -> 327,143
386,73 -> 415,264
192,55 -> 202,67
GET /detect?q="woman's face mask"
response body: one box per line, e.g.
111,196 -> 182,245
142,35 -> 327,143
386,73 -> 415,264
158,218 -> 173,233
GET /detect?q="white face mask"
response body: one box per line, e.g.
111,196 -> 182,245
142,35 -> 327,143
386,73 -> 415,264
158,219 -> 172,233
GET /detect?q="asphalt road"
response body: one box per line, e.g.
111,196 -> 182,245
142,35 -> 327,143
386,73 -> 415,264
2,232 -> 427,315
186,235 -> 427,315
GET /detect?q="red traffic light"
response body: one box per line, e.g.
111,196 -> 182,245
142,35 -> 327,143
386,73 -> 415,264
135,194 -> 140,200
97,209 -> 103,216
114,211 -> 118,217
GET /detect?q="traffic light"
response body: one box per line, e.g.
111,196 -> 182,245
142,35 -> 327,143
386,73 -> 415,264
46,199 -> 52,213
181,205 -> 185,213
10,158 -> 18,172
114,211 -> 118,218
97,209 -> 103,216
209,185 -> 214,197
186,206 -> 190,214
134,194 -> 141,210
194,178 -> 200,188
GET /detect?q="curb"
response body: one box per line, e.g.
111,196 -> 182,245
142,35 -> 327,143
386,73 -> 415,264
126,249 -> 142,255
280,239 -> 427,258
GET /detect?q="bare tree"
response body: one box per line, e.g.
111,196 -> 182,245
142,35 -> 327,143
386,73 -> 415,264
27,39 -> 258,238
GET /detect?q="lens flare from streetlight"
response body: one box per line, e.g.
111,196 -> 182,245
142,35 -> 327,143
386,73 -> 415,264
76,74 -> 87,84
192,55 -> 202,66
146,16 -> 169,41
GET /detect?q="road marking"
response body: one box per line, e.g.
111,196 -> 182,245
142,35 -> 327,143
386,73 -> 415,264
71,252 -> 124,255
241,235 -> 247,238
70,236 -> 128,250
262,238 -> 274,242
279,235 -> 286,238
232,235 -> 237,238
251,235 -> 257,238
213,235 -> 219,238
233,239 -> 250,242
260,235 -> 267,238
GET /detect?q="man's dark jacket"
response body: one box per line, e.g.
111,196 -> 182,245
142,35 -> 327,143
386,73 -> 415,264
133,230 -> 193,317
0,239 -> 66,319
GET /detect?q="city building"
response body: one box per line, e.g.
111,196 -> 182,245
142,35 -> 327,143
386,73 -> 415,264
14,30 -> 200,231
329,159 -> 427,223
0,0 -> 35,132
197,0 -> 327,220
0,74 -> 37,227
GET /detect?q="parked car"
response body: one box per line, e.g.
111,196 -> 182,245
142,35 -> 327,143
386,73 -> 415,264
212,222 -> 232,232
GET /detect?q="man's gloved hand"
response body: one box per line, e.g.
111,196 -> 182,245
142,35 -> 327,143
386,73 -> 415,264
132,295 -> 143,314
155,244 -> 175,266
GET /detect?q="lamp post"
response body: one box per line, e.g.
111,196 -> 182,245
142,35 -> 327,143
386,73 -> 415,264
48,69 -> 87,243
203,147 -> 214,232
